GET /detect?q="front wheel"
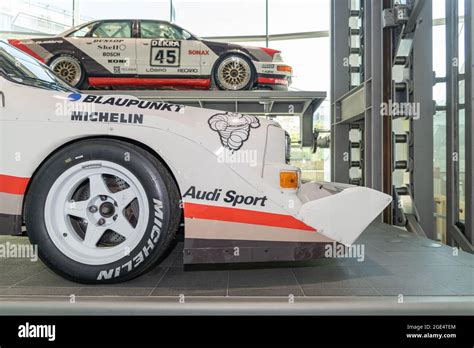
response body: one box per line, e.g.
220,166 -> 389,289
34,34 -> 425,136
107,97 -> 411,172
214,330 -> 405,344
25,139 -> 181,284
214,54 -> 255,91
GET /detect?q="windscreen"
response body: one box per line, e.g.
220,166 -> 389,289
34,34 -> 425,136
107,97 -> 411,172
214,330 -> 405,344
0,41 -> 75,92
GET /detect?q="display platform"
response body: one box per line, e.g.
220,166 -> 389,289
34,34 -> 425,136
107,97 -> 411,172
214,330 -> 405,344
86,90 -> 327,147
0,222 -> 473,315
86,90 -> 327,116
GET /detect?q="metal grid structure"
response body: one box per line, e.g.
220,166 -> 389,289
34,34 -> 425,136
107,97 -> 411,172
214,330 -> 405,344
332,0 -> 473,252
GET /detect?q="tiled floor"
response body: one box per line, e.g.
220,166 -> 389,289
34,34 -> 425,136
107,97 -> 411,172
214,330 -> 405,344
0,222 -> 473,298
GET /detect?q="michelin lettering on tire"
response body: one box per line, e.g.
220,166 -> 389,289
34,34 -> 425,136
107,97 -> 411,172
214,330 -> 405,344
97,198 -> 164,281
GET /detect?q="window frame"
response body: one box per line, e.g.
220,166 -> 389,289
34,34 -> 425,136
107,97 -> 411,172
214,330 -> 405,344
83,20 -> 134,39
137,20 -> 198,40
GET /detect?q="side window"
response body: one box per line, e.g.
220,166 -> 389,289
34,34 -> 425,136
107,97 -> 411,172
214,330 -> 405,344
69,23 -> 95,37
140,22 -> 186,40
91,21 -> 132,38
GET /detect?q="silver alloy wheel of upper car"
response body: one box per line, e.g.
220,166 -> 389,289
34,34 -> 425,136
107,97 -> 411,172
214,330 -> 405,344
44,161 -> 149,265
217,56 -> 252,90
50,56 -> 82,86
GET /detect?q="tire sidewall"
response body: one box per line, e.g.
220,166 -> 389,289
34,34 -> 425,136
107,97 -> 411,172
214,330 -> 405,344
25,140 -> 174,284
213,53 -> 255,91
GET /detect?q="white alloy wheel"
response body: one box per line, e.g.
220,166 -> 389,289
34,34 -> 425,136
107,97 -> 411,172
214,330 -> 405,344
44,160 -> 149,265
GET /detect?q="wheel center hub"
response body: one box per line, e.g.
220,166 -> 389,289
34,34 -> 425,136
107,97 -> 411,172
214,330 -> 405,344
230,69 -> 239,77
86,196 -> 118,226
99,202 -> 115,218
61,69 -> 69,76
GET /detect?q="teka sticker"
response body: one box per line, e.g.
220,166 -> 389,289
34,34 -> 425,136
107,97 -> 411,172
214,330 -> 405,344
208,112 -> 260,152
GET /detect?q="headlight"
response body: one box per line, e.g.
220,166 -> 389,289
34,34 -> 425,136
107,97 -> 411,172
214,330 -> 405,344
285,131 -> 291,164
273,52 -> 283,62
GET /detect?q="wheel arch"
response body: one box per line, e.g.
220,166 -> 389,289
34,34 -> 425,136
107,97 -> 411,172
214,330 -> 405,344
22,135 -> 182,219
46,52 -> 91,83
46,51 -> 82,66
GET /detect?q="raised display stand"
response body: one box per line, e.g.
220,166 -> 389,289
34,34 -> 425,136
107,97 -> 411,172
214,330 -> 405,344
87,90 -> 327,147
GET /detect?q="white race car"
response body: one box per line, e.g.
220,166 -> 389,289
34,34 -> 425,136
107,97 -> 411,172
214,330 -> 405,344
8,19 -> 292,91
0,41 -> 391,283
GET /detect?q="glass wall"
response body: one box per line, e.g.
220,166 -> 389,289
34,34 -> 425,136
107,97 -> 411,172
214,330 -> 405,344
0,0 -> 74,34
268,0 -> 330,34
173,0 -> 265,37
432,0 -> 466,242
267,0 -> 331,181
77,0 -> 170,23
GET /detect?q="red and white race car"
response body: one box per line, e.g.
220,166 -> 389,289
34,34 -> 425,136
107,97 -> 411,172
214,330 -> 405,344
8,19 -> 293,90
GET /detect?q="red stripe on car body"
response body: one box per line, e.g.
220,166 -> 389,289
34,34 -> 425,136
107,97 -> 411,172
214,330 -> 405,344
259,47 -> 281,58
184,202 -> 316,232
257,77 -> 289,85
0,174 -> 30,195
8,39 -> 45,63
88,77 -> 211,88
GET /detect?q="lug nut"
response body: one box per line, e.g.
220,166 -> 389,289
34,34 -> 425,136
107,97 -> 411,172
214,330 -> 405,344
89,206 -> 98,213
100,195 -> 107,201
98,218 -> 106,226
113,215 -> 118,221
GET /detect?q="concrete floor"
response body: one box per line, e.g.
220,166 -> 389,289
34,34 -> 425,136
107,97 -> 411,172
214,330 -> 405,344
0,222 -> 473,314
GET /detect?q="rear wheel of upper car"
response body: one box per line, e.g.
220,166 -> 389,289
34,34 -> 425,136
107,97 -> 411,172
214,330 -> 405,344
213,54 -> 255,91
24,139 -> 181,284
49,54 -> 86,89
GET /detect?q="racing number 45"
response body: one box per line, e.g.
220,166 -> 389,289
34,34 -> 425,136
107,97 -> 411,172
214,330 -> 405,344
152,48 -> 178,66
150,39 -> 181,67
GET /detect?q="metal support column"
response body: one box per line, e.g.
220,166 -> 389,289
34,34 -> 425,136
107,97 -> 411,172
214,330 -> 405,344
464,0 -> 474,246
445,0 -> 471,250
412,0 -> 434,238
382,0 -> 393,224
331,0 -> 351,183
368,0 -> 383,193
445,0 -> 458,246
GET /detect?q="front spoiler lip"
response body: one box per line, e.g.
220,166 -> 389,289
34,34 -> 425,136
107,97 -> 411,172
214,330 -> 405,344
297,182 -> 393,246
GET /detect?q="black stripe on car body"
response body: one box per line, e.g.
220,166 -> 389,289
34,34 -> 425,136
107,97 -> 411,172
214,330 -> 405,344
201,40 -> 263,62
31,38 -> 111,76
183,238 -> 338,264
0,213 -> 22,236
